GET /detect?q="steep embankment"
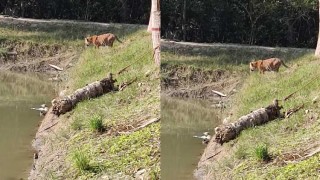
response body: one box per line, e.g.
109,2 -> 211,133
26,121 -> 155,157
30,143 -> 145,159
161,40 -> 320,179
0,16 -> 160,179
198,54 -> 320,180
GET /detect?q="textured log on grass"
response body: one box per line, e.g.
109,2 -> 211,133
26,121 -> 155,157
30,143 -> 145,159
52,73 -> 116,116
214,99 -> 282,145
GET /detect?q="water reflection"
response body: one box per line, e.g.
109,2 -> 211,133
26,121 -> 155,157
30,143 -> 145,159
161,96 -> 221,180
0,71 -> 54,179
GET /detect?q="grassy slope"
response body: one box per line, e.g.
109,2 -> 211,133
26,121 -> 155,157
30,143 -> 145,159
214,54 -> 320,180
162,46 -> 320,179
1,21 -> 160,179
59,30 -> 160,179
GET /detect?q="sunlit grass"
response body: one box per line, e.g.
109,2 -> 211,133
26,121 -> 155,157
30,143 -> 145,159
88,115 -> 104,133
254,144 -> 270,162
71,149 -> 91,172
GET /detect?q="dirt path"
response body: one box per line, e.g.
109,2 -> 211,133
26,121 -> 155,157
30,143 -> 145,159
161,39 -> 314,53
0,15 -> 142,29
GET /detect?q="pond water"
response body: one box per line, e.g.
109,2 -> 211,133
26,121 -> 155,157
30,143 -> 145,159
0,71 -> 55,179
161,96 -> 222,180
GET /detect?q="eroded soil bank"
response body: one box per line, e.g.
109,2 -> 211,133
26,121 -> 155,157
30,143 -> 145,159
161,64 -> 242,102
0,39 -> 78,77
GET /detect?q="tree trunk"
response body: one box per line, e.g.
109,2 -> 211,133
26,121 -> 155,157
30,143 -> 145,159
85,0 -> 91,21
148,0 -> 161,65
120,0 -> 128,22
315,0 -> 320,56
182,0 -> 187,41
52,74 -> 116,116
214,100 -> 282,145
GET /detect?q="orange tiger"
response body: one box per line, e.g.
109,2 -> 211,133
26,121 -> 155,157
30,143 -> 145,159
249,58 -> 289,74
85,33 -> 122,48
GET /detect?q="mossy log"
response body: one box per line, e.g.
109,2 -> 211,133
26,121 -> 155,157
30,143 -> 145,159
52,73 -> 116,116
214,99 -> 282,145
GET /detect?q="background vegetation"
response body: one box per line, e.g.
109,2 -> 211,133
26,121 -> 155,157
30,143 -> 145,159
162,0 -> 318,48
0,0 -> 150,24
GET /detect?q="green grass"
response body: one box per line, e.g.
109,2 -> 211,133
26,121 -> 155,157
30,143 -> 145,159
88,115 -> 104,132
205,53 -> 320,179
71,149 -> 91,172
46,29 -> 160,179
162,45 -> 312,72
254,144 -> 270,162
0,22 -> 141,47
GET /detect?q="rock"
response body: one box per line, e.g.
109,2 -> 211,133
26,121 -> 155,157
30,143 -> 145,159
145,70 -> 151,77
312,96 -> 318,104
134,169 -> 146,179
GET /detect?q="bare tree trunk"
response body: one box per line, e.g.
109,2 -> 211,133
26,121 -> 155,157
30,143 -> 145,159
120,0 -> 128,22
182,0 -> 187,41
85,0 -> 91,21
52,74 -> 116,116
214,100 -> 282,145
315,0 -> 320,56
20,1 -> 25,17
148,0 -> 161,65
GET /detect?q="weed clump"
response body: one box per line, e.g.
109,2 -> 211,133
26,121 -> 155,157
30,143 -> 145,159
89,114 -> 104,132
254,144 -> 270,162
72,149 -> 91,172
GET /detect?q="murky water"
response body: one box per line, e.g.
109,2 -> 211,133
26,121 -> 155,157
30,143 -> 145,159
0,71 -> 54,179
161,96 -> 222,180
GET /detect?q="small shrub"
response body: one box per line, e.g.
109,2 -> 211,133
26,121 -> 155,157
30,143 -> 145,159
89,115 -> 104,132
72,149 -> 91,172
254,144 -> 270,161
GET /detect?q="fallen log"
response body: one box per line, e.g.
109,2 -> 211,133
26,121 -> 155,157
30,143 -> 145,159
52,73 -> 116,116
214,99 -> 282,145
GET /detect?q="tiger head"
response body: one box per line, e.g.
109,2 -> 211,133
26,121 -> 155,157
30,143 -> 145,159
84,35 -> 97,47
249,61 -> 258,71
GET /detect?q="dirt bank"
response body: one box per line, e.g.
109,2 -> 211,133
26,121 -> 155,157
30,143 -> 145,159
0,39 -> 79,76
29,108 -> 60,179
161,64 -> 242,102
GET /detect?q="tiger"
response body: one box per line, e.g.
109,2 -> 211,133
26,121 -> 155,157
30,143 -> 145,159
249,58 -> 289,74
84,33 -> 122,48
